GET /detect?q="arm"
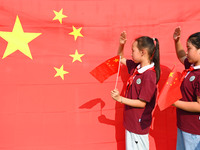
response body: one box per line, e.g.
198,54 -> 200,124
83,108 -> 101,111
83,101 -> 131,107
173,27 -> 187,64
111,89 -> 146,108
118,31 -> 127,65
173,96 -> 200,112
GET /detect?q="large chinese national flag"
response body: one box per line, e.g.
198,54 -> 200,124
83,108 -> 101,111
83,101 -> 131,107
0,0 -> 200,150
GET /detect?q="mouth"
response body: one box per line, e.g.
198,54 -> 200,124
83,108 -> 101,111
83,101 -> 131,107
187,57 -> 193,63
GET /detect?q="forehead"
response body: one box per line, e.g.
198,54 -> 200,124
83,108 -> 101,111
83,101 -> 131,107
187,41 -> 192,46
187,41 -> 195,48
132,41 -> 138,48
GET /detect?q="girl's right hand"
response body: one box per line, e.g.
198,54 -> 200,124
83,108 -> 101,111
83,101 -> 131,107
119,31 -> 127,45
173,26 -> 181,41
111,89 -> 120,102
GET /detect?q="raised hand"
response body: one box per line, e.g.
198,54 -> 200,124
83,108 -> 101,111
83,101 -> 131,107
173,26 -> 181,41
119,31 -> 127,45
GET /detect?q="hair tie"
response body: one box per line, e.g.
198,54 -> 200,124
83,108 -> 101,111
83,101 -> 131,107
151,38 -> 156,60
152,38 -> 156,46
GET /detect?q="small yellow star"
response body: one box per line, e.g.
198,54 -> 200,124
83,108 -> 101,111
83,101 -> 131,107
0,15 -> 41,59
114,58 -> 119,62
69,49 -> 85,63
169,72 -> 174,77
69,26 -> 83,41
54,65 -> 69,80
53,8 -> 67,24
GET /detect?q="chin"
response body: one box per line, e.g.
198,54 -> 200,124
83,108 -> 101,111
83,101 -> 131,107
187,58 -> 193,64
132,59 -> 138,63
132,58 -> 138,63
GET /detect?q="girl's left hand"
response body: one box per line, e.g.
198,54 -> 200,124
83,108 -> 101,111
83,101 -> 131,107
111,89 -> 120,102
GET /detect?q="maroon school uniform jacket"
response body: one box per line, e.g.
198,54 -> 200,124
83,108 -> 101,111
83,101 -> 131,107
177,58 -> 200,135
123,60 -> 157,134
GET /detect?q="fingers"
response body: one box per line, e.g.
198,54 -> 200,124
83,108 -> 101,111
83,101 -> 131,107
121,31 -> 127,37
173,26 -> 181,40
175,26 -> 181,31
175,26 -> 181,35
120,31 -> 127,44
111,89 -> 120,102
111,89 -> 119,98
111,90 -> 116,96
121,32 -> 127,39
111,89 -> 119,93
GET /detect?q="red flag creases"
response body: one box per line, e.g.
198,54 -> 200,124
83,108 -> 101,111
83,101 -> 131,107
90,55 -> 120,83
158,65 -> 182,111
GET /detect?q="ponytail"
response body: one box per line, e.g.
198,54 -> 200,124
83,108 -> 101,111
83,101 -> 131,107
152,38 -> 160,83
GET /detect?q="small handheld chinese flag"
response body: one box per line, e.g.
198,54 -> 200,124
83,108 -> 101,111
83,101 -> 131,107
158,65 -> 182,111
90,55 -> 120,83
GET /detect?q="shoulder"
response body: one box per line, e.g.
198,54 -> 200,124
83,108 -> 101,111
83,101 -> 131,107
142,70 -> 156,82
193,70 -> 200,80
143,70 -> 156,77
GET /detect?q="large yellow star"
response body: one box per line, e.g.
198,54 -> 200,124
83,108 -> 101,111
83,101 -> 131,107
69,49 -> 85,63
0,16 -> 41,59
69,26 -> 83,41
53,8 -> 67,24
54,65 -> 69,80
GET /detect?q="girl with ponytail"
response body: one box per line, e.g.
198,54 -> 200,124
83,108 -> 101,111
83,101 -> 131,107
111,31 -> 160,150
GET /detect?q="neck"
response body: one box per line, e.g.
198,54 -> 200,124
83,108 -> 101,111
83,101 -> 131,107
194,61 -> 200,66
140,60 -> 151,68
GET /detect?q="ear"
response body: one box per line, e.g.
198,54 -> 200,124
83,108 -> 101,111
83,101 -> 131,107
197,49 -> 200,55
140,49 -> 147,56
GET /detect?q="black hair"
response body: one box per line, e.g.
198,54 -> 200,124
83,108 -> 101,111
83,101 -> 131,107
188,32 -> 200,49
135,36 -> 160,83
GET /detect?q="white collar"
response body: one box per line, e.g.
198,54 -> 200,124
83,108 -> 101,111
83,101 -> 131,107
137,62 -> 155,74
193,64 -> 200,70
185,64 -> 200,78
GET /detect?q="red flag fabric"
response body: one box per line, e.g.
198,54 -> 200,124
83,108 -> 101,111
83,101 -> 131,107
0,0 -> 200,150
90,55 -> 120,83
158,65 -> 182,111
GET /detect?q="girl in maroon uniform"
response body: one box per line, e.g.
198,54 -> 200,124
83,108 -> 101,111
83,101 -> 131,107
111,31 -> 160,150
173,27 -> 200,150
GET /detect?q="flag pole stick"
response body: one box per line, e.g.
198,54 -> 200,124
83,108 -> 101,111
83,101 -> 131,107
114,56 -> 121,89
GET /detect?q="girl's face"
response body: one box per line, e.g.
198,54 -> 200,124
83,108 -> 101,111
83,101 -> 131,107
186,42 -> 200,64
131,41 -> 143,63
